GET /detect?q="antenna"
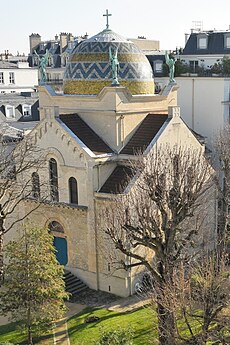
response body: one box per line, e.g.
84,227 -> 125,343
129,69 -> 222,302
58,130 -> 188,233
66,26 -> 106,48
191,21 -> 203,32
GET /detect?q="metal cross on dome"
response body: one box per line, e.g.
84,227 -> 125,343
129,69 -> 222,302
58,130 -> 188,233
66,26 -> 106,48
103,9 -> 112,29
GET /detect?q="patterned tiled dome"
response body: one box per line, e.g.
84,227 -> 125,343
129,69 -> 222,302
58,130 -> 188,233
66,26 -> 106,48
63,28 -> 154,95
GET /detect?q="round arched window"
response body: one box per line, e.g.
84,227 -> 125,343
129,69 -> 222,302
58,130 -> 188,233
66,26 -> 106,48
48,221 -> 64,233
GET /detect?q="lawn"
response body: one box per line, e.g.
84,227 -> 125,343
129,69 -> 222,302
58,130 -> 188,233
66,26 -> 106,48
0,322 -> 53,345
67,306 -> 158,345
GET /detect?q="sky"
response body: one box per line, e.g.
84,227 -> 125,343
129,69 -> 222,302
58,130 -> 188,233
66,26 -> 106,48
1,0 -> 230,55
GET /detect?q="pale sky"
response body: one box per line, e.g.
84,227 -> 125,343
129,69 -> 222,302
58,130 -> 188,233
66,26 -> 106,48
1,0 -> 230,55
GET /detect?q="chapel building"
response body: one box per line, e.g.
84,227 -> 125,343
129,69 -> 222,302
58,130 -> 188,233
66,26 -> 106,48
22,24 -> 216,297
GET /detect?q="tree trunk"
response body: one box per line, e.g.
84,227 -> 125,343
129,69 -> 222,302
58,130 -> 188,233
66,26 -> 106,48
157,302 -> 176,345
217,180 -> 228,263
27,302 -> 33,345
0,228 -> 4,285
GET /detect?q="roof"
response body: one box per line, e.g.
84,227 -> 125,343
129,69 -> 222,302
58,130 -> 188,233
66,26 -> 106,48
120,114 -> 168,155
99,165 -> 134,194
59,113 -> 113,155
182,31 -> 230,55
0,61 -> 18,69
0,122 -> 23,141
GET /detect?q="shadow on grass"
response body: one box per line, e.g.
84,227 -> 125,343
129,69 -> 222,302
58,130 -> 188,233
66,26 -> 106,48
0,321 -> 53,345
68,307 -> 131,335
67,306 -> 158,345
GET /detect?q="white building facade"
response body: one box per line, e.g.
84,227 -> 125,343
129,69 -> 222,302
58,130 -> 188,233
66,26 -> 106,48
0,61 -> 38,94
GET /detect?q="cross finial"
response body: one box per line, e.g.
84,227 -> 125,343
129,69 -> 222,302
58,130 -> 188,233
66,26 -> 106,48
103,9 -> 112,29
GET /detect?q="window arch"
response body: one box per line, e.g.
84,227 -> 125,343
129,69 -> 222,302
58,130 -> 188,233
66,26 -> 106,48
69,177 -> 78,204
48,221 -> 64,233
31,172 -> 40,199
49,158 -> 59,202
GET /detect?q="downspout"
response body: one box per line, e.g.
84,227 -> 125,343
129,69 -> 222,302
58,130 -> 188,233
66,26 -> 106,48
94,163 -> 101,291
192,78 -> 195,130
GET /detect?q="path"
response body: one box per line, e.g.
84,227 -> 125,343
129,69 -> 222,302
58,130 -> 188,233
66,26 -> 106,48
53,302 -> 85,345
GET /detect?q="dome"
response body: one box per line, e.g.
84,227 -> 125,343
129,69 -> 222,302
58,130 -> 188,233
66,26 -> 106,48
63,28 -> 154,95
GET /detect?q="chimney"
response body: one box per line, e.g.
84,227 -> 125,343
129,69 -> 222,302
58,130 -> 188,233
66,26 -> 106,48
29,33 -> 41,54
168,106 -> 180,119
185,33 -> 189,45
60,33 -> 68,53
68,33 -> 74,42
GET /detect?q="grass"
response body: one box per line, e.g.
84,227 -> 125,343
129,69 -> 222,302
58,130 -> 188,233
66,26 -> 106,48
67,306 -> 158,345
1,306 -> 229,345
0,322 -> 53,345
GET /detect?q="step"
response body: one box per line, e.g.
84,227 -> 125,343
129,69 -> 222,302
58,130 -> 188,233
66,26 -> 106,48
63,270 -> 88,296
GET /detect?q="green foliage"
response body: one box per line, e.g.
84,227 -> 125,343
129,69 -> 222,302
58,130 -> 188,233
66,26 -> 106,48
94,327 -> 133,345
174,60 -> 189,76
211,56 -> 230,76
0,224 -> 68,343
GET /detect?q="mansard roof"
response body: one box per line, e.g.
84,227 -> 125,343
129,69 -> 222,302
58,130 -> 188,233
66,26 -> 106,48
182,31 -> 230,55
120,113 -> 168,155
59,113 -> 113,155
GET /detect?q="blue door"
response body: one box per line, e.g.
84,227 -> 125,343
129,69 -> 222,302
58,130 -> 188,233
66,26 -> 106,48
53,237 -> 68,265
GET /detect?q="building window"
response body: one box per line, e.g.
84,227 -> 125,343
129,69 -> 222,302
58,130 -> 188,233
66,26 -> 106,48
69,177 -> 78,204
189,60 -> 198,73
49,158 -> 59,202
197,35 -> 208,49
22,104 -> 32,117
9,72 -> 15,84
5,105 -> 15,118
48,221 -> 64,233
48,56 -> 52,67
54,73 -> 60,81
0,72 -> 4,84
154,61 -> 163,74
224,34 -> 230,49
31,172 -> 40,199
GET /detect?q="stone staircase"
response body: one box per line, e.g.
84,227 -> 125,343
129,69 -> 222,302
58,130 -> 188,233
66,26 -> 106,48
64,270 -> 88,298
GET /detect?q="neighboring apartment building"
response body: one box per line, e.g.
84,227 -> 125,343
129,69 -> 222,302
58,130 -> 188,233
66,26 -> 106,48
0,92 -> 39,122
0,60 -> 39,122
180,28 -> 230,73
155,76 -> 230,146
28,32 -> 88,89
0,61 -> 38,94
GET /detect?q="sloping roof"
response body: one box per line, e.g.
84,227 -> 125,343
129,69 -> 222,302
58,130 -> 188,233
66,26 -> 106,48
59,114 -> 113,155
120,114 -> 168,155
182,32 -> 230,55
99,165 -> 134,194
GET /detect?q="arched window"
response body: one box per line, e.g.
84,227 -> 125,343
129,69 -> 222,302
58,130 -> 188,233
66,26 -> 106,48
69,177 -> 78,204
48,221 -> 64,233
31,172 -> 40,199
49,158 -> 59,202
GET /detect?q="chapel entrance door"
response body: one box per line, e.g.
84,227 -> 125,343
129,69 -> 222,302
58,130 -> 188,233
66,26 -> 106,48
53,236 -> 68,266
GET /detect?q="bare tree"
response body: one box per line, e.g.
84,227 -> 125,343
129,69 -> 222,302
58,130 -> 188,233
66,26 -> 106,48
147,255 -> 229,345
101,145 -> 215,345
0,135 -> 46,283
214,125 -> 230,261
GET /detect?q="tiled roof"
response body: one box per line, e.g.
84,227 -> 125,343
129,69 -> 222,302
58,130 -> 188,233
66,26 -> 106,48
120,114 -> 168,155
99,165 -> 134,194
182,32 -> 230,55
59,114 -> 113,155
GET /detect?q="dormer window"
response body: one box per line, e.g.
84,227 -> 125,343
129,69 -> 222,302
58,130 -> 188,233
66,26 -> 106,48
197,34 -> 208,49
224,34 -> 230,48
5,105 -> 15,119
22,104 -> 31,117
